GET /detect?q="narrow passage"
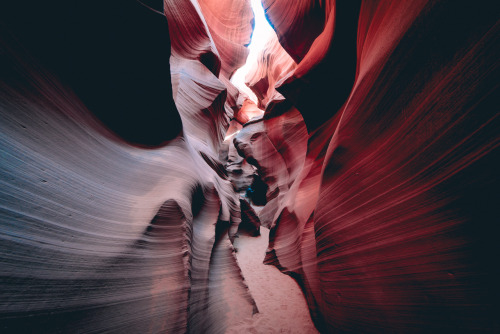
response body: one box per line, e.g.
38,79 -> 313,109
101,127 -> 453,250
227,227 -> 318,334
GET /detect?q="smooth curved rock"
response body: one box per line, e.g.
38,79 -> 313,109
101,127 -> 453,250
233,109 -> 307,228
198,0 -> 254,78
245,36 -> 297,109
261,0 -> 328,63
2,0 -> 499,333
227,138 -> 257,192
1,0 -> 256,333
234,99 -> 265,125
238,199 -> 261,237
252,0 -> 500,332
263,0 -> 362,131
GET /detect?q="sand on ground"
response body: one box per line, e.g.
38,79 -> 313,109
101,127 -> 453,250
226,227 -> 319,334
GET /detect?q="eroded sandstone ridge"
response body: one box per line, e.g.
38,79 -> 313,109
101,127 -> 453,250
1,1 -> 255,333
1,0 -> 499,333
233,0 -> 499,332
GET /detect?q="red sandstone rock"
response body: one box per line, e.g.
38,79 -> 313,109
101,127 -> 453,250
226,135 -> 256,192
1,1 -> 255,333
233,109 -> 308,228
239,198 -> 261,237
198,0 -> 254,79
245,36 -> 297,109
1,0 -> 498,333
252,0 -> 500,332
234,99 -> 265,124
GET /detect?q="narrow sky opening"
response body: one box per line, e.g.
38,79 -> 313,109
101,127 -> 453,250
231,0 -> 276,104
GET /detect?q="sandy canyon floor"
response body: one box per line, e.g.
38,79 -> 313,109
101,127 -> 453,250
227,228 -> 318,333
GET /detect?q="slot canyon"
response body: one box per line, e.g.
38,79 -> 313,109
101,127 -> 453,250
1,0 -> 498,333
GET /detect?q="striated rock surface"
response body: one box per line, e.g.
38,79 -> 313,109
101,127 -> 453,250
234,99 -> 265,125
238,199 -> 261,237
245,37 -> 297,109
197,0 -> 254,79
1,0 -> 499,333
226,137 -> 256,193
263,0 -> 361,131
1,0 -> 257,333
238,0 -> 499,332
233,109 -> 308,228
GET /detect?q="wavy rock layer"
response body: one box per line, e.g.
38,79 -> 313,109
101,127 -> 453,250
238,0 -> 499,332
1,0 -> 499,333
245,37 -> 296,109
1,0 -> 256,333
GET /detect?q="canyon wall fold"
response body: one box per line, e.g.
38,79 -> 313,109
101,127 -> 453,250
1,0 -> 256,333
238,0 -> 499,332
1,0 -> 499,333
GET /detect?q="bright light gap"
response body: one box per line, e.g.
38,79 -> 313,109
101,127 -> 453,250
230,0 -> 276,104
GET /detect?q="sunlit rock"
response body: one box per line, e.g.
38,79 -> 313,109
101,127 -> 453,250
1,0 -> 256,333
256,0 -> 499,332
245,37 -> 297,109
1,0 -> 498,333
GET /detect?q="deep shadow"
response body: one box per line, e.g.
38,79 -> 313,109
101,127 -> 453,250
246,175 -> 268,206
1,0 -> 181,147
277,0 -> 361,132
